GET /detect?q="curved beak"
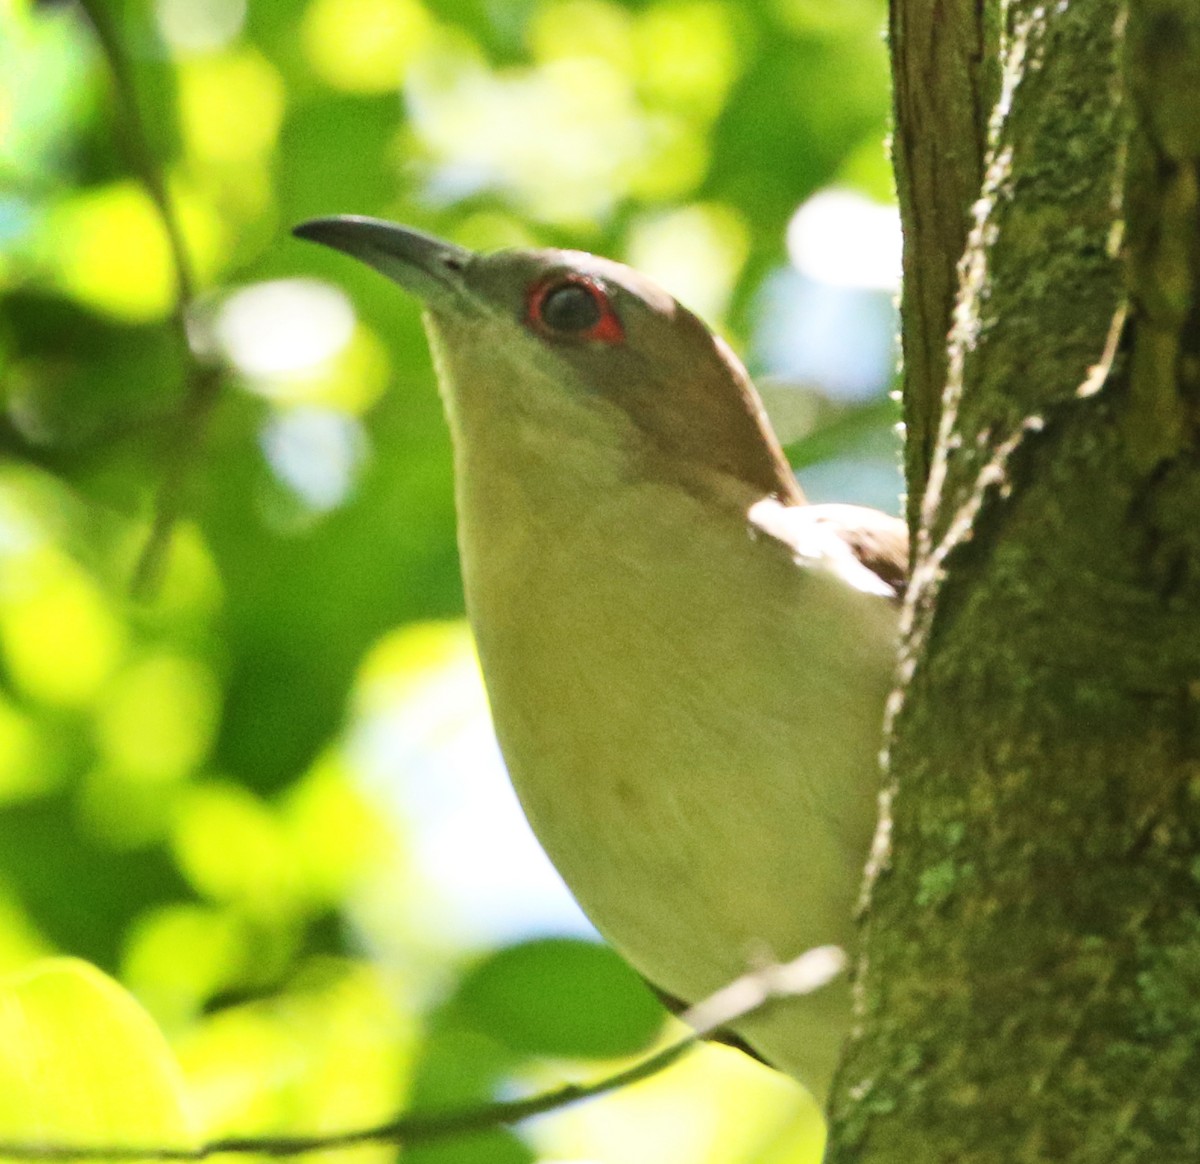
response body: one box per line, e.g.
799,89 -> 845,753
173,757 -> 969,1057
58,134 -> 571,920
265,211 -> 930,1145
292,216 -> 474,306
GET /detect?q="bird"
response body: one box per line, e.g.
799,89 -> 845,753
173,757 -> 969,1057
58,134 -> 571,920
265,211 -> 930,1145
294,216 -> 906,1104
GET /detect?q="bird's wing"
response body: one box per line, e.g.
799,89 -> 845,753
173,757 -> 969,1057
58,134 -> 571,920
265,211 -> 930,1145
748,499 -> 909,599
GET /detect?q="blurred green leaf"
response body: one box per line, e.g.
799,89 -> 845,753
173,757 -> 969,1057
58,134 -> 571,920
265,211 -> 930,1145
0,957 -> 193,1146
2,293 -> 181,451
405,1129 -> 535,1164
404,1027 -> 535,1164
783,393 -> 900,469
0,798 -> 189,968
453,938 -> 666,1059
276,94 -> 402,224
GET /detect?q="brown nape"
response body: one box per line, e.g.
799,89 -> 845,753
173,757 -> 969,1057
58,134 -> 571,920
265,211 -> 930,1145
600,305 -> 804,505
708,332 -> 806,505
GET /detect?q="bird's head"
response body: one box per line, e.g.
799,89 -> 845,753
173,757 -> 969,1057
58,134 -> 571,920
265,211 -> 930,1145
294,217 -> 800,503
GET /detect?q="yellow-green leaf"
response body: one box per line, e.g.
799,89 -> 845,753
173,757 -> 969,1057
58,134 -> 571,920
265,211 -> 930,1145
0,958 -> 194,1152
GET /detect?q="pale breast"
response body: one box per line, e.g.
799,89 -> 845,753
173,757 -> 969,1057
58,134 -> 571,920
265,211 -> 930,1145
462,478 -> 896,995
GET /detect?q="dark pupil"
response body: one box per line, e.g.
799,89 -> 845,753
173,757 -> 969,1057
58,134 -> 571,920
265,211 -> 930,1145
541,283 -> 601,332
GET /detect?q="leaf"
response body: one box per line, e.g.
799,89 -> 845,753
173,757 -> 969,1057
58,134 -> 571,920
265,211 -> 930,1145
783,393 -> 900,469
403,1029 -> 535,1164
404,1128 -> 534,1164
453,938 -> 666,1060
0,958 -> 194,1152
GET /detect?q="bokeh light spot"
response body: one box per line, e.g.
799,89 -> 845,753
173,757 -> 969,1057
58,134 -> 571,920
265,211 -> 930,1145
156,0 -> 246,53
175,960 -> 415,1137
530,0 -> 634,71
172,783 -> 301,916
46,183 -> 176,322
284,753 -> 393,905
46,180 -> 226,321
787,188 -> 901,291
95,653 -> 220,784
633,1 -> 740,119
260,407 -> 366,513
302,0 -> 434,93
139,522 -> 224,622
231,321 -> 390,415
0,547 -> 124,708
122,904 -> 244,1030
407,49 -> 700,223
0,697 -> 51,802
215,278 -> 355,378
178,48 -> 285,166
625,202 -> 748,322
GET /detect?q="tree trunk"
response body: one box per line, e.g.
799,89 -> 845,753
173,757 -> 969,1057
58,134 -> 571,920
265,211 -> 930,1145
826,1 -> 1200,1159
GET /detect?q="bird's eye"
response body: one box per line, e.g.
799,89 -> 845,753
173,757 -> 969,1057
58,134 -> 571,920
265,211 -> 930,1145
527,276 -> 624,344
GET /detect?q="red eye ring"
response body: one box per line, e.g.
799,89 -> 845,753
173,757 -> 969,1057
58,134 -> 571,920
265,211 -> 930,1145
526,275 -> 624,344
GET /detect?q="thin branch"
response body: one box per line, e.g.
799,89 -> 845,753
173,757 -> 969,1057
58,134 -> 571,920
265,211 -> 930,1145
76,4 -> 193,307
75,0 -> 223,598
0,947 -> 845,1161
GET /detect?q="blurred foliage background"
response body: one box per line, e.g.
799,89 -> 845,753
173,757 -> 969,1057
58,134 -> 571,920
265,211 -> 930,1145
0,0 -> 900,1159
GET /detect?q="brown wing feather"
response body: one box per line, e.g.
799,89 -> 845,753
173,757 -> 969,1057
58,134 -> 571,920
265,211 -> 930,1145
754,501 -> 909,598
803,503 -> 909,596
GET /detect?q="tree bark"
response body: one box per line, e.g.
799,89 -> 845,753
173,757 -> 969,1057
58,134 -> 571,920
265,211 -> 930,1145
827,1 -> 1200,1159
889,0 -> 995,529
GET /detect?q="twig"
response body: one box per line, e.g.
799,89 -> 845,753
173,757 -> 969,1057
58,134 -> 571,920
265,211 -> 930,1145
75,0 -> 222,598
0,947 -> 845,1160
